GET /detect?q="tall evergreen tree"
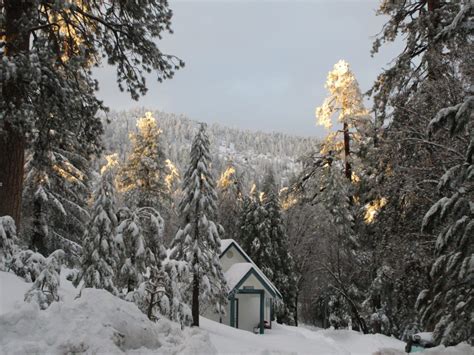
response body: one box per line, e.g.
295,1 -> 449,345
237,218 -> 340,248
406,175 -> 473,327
22,130 -> 91,258
315,60 -> 371,180
0,1 -> 183,227
295,153 -> 368,333
369,0 -> 473,343
217,163 -> 243,241
119,112 -> 170,211
416,88 -> 473,347
261,170 -> 297,325
115,206 -> 164,294
239,189 -> 274,280
170,123 -> 227,327
74,155 -> 120,294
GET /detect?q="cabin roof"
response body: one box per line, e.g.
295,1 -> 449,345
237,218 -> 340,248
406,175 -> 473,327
220,239 -> 283,299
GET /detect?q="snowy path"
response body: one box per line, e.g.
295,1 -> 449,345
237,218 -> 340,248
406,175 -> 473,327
201,317 -> 405,355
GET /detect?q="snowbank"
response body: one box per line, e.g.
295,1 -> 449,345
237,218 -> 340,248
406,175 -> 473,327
0,270 -> 216,355
1,270 -> 471,355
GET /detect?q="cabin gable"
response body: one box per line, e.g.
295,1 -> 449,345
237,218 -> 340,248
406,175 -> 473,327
220,244 -> 249,273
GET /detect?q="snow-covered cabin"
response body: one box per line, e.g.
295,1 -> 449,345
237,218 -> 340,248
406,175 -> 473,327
203,239 -> 283,334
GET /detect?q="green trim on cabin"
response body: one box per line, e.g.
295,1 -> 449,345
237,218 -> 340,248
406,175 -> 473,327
230,294 -> 235,328
220,242 -> 252,263
220,241 -> 283,299
232,268 -> 277,298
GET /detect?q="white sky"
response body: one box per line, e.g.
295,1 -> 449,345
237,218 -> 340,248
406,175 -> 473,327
94,0 -> 401,138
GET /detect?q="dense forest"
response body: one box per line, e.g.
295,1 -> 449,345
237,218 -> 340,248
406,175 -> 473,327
0,0 -> 472,353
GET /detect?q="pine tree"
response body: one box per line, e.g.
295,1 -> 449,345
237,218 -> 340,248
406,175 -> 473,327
22,130 -> 91,258
261,170 -> 297,325
295,153 -> 368,333
239,189 -> 274,280
369,0 -> 472,343
315,60 -> 371,180
119,112 -> 170,211
217,163 -> 243,241
74,155 -> 120,294
170,123 -> 227,327
415,93 -> 473,346
115,207 -> 155,294
24,249 -> 65,309
0,1 -> 183,228
0,215 -> 17,270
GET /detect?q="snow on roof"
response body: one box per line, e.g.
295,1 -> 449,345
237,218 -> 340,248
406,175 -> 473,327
224,263 -> 253,291
220,239 -> 233,255
220,239 -> 283,298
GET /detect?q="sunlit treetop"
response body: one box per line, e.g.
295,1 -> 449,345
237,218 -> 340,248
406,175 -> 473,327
218,166 -> 237,190
135,112 -> 163,140
315,60 -> 369,130
100,154 -> 119,175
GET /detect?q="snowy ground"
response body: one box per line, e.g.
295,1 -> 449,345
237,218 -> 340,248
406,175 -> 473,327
201,316 -> 406,355
1,270 -> 472,355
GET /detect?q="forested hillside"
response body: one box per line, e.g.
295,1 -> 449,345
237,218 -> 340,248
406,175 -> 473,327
103,109 -> 319,189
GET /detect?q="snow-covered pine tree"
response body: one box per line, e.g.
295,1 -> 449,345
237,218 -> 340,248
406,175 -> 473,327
119,112 -> 170,212
315,60 -> 371,180
162,258 -> 193,326
415,95 -> 473,346
0,215 -> 17,270
238,188 -> 274,280
118,203 -> 192,325
295,152 -> 368,333
170,123 -> 227,327
0,1 -> 183,228
21,130 -> 91,259
128,260 -> 192,326
115,207 -> 155,295
24,249 -> 65,309
261,170 -> 297,325
74,155 -> 120,294
369,0 -> 473,343
217,163 -> 243,241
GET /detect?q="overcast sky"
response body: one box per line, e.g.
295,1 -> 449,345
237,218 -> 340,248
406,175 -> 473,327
94,0 -> 401,138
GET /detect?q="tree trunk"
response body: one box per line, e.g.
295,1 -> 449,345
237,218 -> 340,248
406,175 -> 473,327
426,0 -> 440,80
147,292 -> 155,321
0,128 -> 25,225
295,290 -> 299,327
192,270 -> 200,327
0,1 -> 32,227
343,122 -> 352,180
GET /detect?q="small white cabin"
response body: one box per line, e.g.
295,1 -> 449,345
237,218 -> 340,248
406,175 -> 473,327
203,239 -> 283,334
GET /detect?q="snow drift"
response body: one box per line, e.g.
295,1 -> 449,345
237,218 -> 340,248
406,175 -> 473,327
0,271 -> 215,355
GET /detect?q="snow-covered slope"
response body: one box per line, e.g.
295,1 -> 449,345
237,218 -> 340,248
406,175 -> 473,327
1,270 -> 471,355
103,109 -> 320,188
0,270 -> 215,355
